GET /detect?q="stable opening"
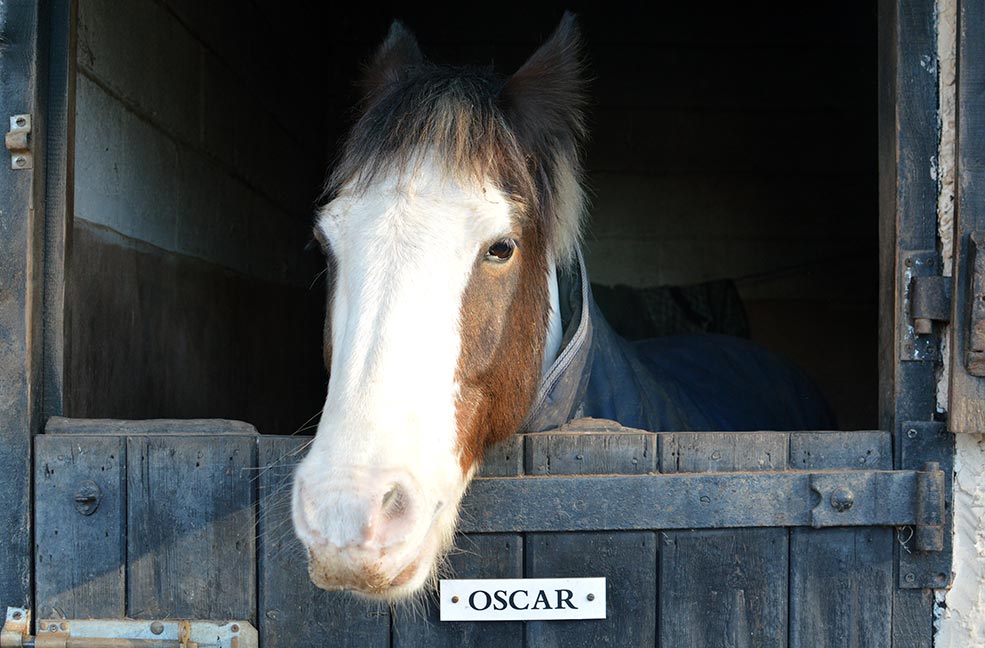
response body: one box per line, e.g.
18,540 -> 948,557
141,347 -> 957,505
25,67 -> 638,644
65,1 -> 877,433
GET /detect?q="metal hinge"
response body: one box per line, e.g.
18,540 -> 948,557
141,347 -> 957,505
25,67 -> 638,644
5,115 -> 32,170
901,251 -> 949,360
1,608 -> 256,648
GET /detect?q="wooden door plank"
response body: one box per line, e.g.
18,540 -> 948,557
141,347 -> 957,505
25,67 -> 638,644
126,435 -> 256,620
525,531 -> 657,648
658,431 -> 788,473
34,435 -> 126,619
525,430 -> 656,475
789,528 -> 893,648
891,589 -> 934,648
658,432 -> 788,648
789,430 -> 894,648
659,528 -> 787,647
525,430 -> 657,647
258,436 -> 389,648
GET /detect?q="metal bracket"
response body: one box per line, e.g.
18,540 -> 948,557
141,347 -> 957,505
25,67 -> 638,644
1,608 -> 257,647
0,608 -> 28,648
966,231 -> 985,375
900,251 -> 942,361
898,421 -> 954,589
4,115 -> 32,170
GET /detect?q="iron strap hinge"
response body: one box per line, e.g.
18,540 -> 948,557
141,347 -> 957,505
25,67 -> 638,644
0,608 -> 256,648
461,467 -> 947,544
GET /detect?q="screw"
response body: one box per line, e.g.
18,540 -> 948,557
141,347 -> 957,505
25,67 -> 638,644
905,572 -> 916,583
587,593 -> 595,601
575,454 -> 584,460
15,117 -> 26,127
905,257 -> 913,267
14,156 -> 27,167
49,624 -> 58,632
59,622 -> 68,631
150,621 -> 164,635
907,428 -> 918,439
12,611 -> 21,620
830,487 -> 855,512
231,624 -> 240,632
451,595 -> 460,604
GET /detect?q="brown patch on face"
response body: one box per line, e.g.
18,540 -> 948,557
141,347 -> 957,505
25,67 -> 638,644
454,223 -> 551,474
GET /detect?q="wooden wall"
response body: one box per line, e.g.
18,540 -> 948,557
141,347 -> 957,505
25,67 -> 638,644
67,0 -> 329,434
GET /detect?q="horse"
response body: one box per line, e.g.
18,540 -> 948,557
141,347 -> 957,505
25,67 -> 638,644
291,13 -> 833,601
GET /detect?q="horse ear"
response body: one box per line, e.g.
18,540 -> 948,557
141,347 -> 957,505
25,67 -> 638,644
362,21 -> 423,97
500,12 -> 586,140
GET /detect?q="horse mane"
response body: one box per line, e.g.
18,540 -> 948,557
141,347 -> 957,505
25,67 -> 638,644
324,14 -> 588,266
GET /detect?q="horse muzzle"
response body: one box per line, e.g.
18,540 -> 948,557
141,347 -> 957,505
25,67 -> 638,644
291,466 -> 446,598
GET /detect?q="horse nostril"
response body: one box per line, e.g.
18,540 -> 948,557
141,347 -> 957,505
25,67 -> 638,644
381,483 -> 407,519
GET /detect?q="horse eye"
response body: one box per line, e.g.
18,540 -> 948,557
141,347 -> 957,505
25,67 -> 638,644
486,239 -> 516,262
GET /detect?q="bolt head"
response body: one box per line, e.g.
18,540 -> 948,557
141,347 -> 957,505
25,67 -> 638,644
587,593 -> 595,601
907,428 -> 918,439
451,595 -> 460,604
830,487 -> 855,512
150,621 -> 164,635
905,572 -> 916,583
14,156 -> 26,167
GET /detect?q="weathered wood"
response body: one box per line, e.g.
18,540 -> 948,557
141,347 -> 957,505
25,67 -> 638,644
393,534 -> 524,648
789,425 -> 894,646
526,531 -> 657,647
659,432 -> 787,647
34,435 -> 126,619
660,529 -> 787,647
659,431 -> 787,473
891,589 -> 934,648
789,430 -> 891,470
46,416 -> 258,435
524,420 -> 656,647
477,433 -> 523,477
0,0 -> 43,611
127,435 -> 256,620
257,436 -> 389,648
949,0 -> 985,431
789,528 -> 893,648
41,0 -> 76,421
525,430 -> 656,475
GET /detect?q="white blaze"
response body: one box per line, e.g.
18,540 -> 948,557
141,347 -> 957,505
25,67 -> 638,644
293,159 -> 516,591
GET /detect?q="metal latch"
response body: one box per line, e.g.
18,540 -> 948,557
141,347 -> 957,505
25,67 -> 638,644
1,608 -> 257,648
967,231 -> 985,376
5,115 -> 32,170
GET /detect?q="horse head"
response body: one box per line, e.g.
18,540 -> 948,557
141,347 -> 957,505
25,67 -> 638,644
291,14 -> 587,599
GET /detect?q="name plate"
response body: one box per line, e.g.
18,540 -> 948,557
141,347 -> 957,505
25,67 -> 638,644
439,577 -> 606,621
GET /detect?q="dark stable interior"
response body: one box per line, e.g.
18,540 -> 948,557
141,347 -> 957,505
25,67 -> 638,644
66,1 -> 877,433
